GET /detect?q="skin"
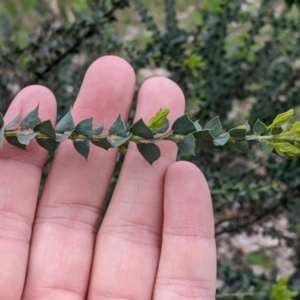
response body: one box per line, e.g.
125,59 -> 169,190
0,56 -> 216,299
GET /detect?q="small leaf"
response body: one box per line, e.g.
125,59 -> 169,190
270,277 -> 297,300
0,112 -> 4,128
73,140 -> 90,160
193,130 -> 214,141
20,106 -> 41,129
260,140 -> 269,151
229,128 -> 246,139
204,116 -> 222,137
193,120 -> 202,131
271,109 -> 294,127
18,132 -> 38,146
55,109 -> 75,132
75,118 -> 93,139
130,119 -> 153,139
177,133 -> 195,155
270,142 -> 300,157
172,114 -> 196,135
92,138 -> 112,150
4,114 -> 21,130
0,127 -> 4,147
244,120 -> 251,133
150,119 -> 169,134
6,136 -> 26,149
109,115 -> 127,137
93,123 -> 105,135
213,132 -> 229,146
291,121 -> 300,133
254,119 -> 268,134
137,143 -> 161,165
37,138 -> 58,155
271,127 -> 283,135
235,140 -> 249,154
34,120 -> 56,139
148,108 -> 170,129
151,130 -> 173,142
110,134 -> 132,148
56,132 -> 73,142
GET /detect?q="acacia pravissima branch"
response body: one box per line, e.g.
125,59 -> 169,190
0,107 -> 299,164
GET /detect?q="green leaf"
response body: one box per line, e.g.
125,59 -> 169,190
34,120 -> 56,139
177,133 -> 195,155
73,140 -> 90,160
56,132 -> 73,142
109,115 -> 127,137
93,123 -> 105,135
193,130 -> 214,141
148,108 -> 170,130
270,109 -> 294,127
137,143 -> 161,165
270,142 -> 300,157
0,127 -> 4,147
291,121 -> 300,133
229,128 -> 247,139
204,116 -> 222,137
20,105 -> 41,129
55,109 -> 75,132
151,130 -> 173,143
254,119 -> 268,134
213,132 -> 229,146
75,118 -> 93,139
37,138 -> 58,155
271,127 -> 283,135
4,114 -> 21,130
260,140 -> 269,151
17,132 -> 38,146
150,119 -> 169,134
0,112 -> 4,128
130,119 -> 153,139
270,277 -> 297,300
193,120 -> 202,131
92,138 -> 112,150
110,134 -> 132,148
6,136 -> 26,149
244,120 -> 251,133
172,114 -> 196,135
235,140 -> 249,154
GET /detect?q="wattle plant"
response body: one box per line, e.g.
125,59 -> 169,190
0,107 -> 299,164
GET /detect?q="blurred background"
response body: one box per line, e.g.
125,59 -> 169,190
0,0 -> 299,298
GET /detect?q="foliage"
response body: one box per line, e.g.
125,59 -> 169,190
0,0 -> 300,298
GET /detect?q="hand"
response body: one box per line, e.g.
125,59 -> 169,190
0,56 -> 216,299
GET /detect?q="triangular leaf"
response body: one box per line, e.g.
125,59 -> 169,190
130,119 -> 153,139
92,138 -> 112,150
254,119 -> 267,134
229,128 -> 247,139
193,130 -> 214,141
172,114 -> 196,135
34,120 -> 56,139
73,140 -> 90,160
260,140 -> 269,151
270,109 -> 294,127
17,132 -> 38,146
6,136 -> 26,149
213,132 -> 229,146
177,133 -> 195,155
55,109 -> 75,132
4,114 -> 21,130
137,143 -> 161,165
235,140 -> 249,154
93,123 -> 105,135
109,115 -> 127,137
193,120 -> 202,131
150,119 -> 169,134
75,118 -> 93,139
204,116 -> 222,137
271,127 -> 283,135
110,134 -> 132,147
20,106 -> 41,129
244,120 -> 251,133
37,138 -> 58,155
56,132 -> 73,142
148,108 -> 170,129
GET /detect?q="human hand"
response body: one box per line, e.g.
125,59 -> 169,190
0,56 -> 216,299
